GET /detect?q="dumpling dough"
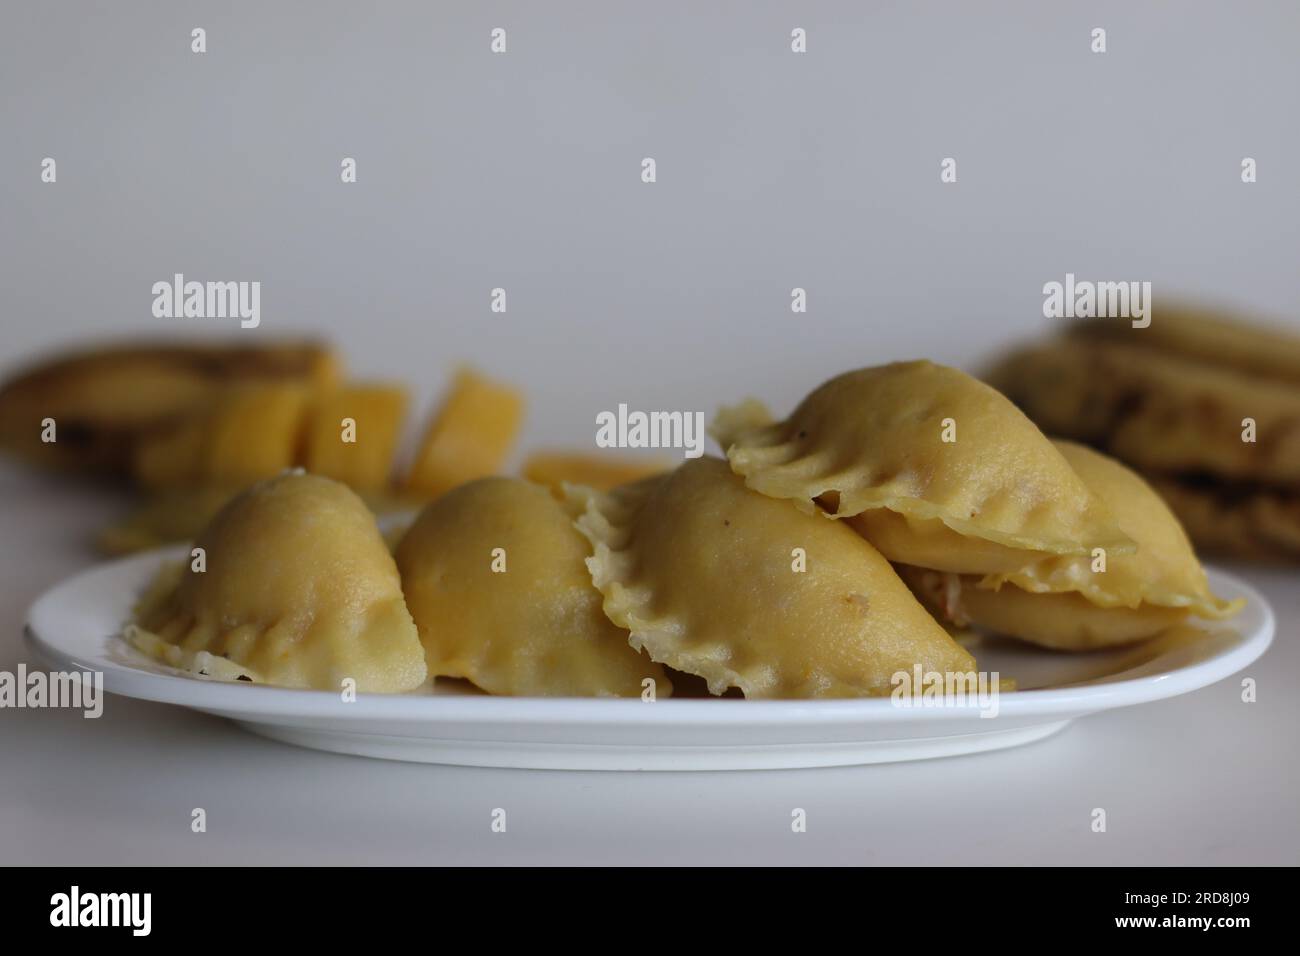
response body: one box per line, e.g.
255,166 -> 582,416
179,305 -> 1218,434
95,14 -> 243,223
129,472 -> 427,691
711,361 -> 1133,573
395,477 -> 669,697
901,566 -> 1192,651
984,442 -> 1243,614
572,457 -> 976,698
902,442 -> 1242,650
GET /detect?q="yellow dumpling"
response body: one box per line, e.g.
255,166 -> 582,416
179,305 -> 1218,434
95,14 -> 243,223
395,477 -> 669,697
571,457 -> 976,698
848,509 -> 1055,574
128,472 -> 427,692
711,361 -> 1133,573
985,442 -> 1239,611
900,565 -> 1190,651
974,442 -> 1239,641
900,442 -> 1242,650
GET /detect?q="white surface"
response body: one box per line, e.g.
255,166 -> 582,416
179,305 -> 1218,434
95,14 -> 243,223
25,548 -> 1275,771
2,469 -> 1299,864
3,1 -> 1300,451
1,1 -> 1298,863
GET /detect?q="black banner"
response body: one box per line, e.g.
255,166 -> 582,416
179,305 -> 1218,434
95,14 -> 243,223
10,867 -> 1282,939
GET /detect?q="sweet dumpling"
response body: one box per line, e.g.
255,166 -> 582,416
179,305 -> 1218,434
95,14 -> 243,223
985,442 -> 1241,612
711,361 -> 1133,574
395,477 -> 669,697
901,442 -> 1242,650
571,457 -> 976,698
128,472 -> 427,691
900,566 -> 1192,651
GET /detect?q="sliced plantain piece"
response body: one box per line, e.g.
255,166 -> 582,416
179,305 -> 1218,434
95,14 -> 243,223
988,337 -> 1300,485
405,367 -> 524,497
98,482 -> 419,555
1064,303 -> 1300,386
303,384 -> 409,492
96,486 -> 241,555
132,383 -> 311,489
521,451 -> 670,492
1148,475 -> 1300,562
0,340 -> 339,475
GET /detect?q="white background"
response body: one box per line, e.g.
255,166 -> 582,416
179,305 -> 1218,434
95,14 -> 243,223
1,1 -> 1298,864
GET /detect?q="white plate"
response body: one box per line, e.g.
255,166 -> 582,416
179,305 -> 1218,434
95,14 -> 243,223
25,549 -> 1274,770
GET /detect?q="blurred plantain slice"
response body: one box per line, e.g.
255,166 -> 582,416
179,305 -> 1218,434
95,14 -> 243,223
98,481 -> 420,555
405,367 -> 524,497
0,340 -> 339,476
132,382 -> 312,488
521,451 -> 670,492
97,485 -> 242,554
1065,304 -> 1300,386
1147,476 -> 1300,562
303,383 -> 409,492
988,337 -> 1300,485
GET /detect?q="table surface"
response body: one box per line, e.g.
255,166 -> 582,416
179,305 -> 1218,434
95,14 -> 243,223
2,461 -> 1296,866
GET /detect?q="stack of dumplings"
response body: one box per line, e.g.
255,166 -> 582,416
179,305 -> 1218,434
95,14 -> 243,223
711,360 -> 1134,573
897,441 -> 1243,649
126,360 -> 1242,697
